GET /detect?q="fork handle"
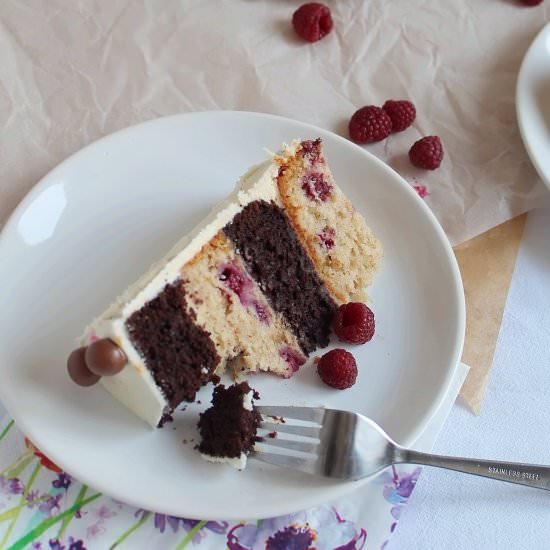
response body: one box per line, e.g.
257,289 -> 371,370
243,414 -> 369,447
397,448 -> 550,490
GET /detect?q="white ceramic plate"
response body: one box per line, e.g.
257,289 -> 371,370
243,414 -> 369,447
0,111 -> 464,520
517,22 -> 550,190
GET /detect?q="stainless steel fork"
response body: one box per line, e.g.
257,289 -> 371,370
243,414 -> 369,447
252,406 -> 550,489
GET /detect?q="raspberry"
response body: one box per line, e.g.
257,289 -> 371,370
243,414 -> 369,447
300,138 -> 323,163
318,226 -> 336,250
301,172 -> 332,202
349,106 -> 393,144
409,136 -> 444,170
292,3 -> 333,43
413,184 -> 429,199
382,100 -> 416,133
333,302 -> 375,344
519,0 -> 543,5
219,263 -> 248,296
279,346 -> 306,372
317,349 -> 357,389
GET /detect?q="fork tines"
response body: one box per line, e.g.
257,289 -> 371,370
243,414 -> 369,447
256,405 -> 325,424
254,406 -> 325,457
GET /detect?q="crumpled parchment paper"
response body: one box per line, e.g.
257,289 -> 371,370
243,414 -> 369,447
0,0 -> 549,244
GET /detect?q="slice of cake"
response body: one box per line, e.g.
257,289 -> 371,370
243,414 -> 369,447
68,139 -> 382,427
197,382 -> 261,469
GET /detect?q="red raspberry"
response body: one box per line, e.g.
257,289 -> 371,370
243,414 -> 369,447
317,349 -> 357,389
382,100 -> 416,133
292,3 -> 333,43
409,136 -> 444,170
349,106 -> 393,144
333,302 -> 375,344
519,0 -> 543,5
301,172 -> 333,202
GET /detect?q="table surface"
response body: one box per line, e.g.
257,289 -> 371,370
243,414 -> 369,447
1,209 -> 548,548
388,207 -> 550,550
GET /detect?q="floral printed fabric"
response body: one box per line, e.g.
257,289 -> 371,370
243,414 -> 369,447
0,417 -> 420,549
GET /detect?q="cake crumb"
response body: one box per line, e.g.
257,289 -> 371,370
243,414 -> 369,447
158,412 -> 174,427
267,415 -> 286,424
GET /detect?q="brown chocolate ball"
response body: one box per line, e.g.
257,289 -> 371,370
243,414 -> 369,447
67,347 -> 100,387
85,339 -> 127,376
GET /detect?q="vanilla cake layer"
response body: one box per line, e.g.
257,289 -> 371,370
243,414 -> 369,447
276,139 -> 383,304
81,139 -> 382,427
181,233 -> 305,378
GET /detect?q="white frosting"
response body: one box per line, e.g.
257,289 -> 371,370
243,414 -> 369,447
82,158 -> 282,427
242,390 -> 254,412
200,452 -> 247,470
86,321 -> 166,428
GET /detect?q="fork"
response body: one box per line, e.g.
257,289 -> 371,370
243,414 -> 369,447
252,406 -> 550,489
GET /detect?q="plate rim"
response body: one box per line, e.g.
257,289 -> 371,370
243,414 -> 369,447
516,21 -> 550,191
0,110 -> 465,518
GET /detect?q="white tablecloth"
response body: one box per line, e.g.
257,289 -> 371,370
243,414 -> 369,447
388,207 -> 550,550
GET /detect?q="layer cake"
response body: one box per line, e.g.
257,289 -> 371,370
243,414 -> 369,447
74,139 -> 382,427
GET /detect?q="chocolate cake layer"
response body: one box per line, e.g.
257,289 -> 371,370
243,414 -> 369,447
224,200 -> 337,353
198,382 -> 261,459
125,281 -> 220,413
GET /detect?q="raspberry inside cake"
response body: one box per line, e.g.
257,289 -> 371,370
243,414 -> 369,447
76,139 -> 383,427
197,382 -> 261,469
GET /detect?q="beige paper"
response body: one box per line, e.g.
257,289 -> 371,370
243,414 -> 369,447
455,215 -> 527,414
0,2 -> 549,244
